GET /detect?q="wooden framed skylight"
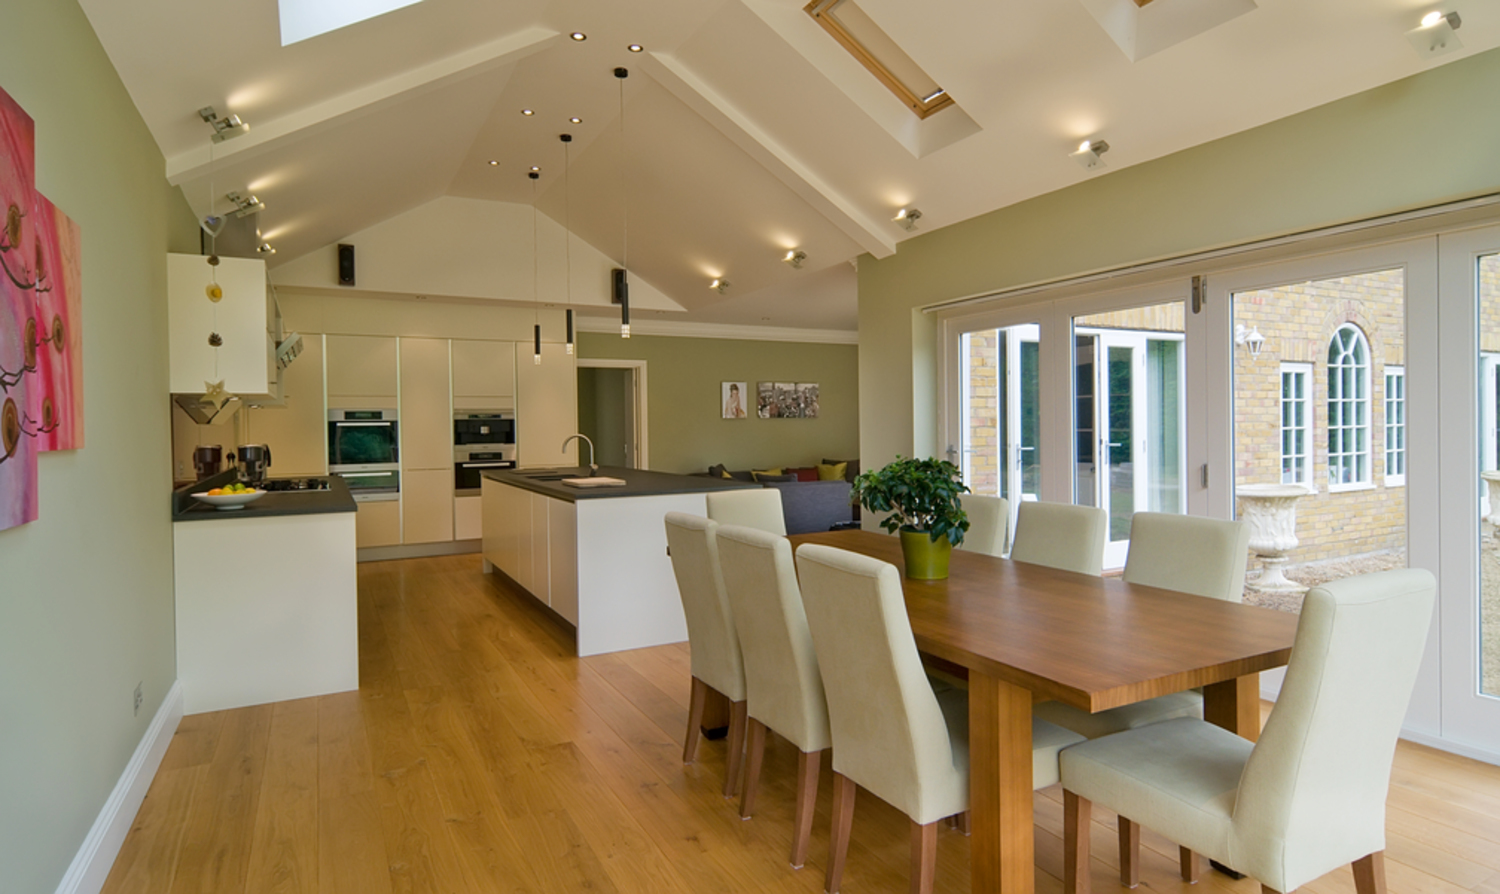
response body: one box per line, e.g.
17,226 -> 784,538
805,0 -> 954,119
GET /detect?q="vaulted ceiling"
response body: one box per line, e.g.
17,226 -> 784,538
80,0 -> 1497,330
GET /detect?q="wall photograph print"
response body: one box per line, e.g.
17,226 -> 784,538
757,381 -> 819,419
722,381 -> 748,419
0,84 -> 84,534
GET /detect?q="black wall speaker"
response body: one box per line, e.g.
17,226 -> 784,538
337,244 -> 355,286
611,267 -> 628,305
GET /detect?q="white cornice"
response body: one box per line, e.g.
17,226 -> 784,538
574,316 -> 857,345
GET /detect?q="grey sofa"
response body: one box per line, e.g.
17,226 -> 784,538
761,479 -> 855,535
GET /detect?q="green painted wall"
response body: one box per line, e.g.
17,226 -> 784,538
0,3 -> 192,891
577,366 -> 630,467
858,48 -> 1500,470
578,333 -> 859,474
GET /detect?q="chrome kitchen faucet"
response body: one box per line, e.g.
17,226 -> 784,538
561,434 -> 598,477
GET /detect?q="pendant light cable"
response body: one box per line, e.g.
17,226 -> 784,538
530,170 -> 541,365
562,133 -> 574,355
615,67 -> 631,338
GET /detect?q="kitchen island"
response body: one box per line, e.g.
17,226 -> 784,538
172,472 -> 358,713
481,466 -> 757,656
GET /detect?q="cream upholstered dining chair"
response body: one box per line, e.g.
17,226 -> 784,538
664,512 -> 749,798
1009,501 -> 1108,576
1059,569 -> 1435,894
715,524 -> 831,868
1035,512 -> 1253,738
957,493 -> 1009,558
795,543 -> 1085,894
706,488 -> 787,536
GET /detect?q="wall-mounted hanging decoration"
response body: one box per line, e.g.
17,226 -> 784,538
757,381 -> 820,419
722,381 -> 747,419
0,84 -> 85,534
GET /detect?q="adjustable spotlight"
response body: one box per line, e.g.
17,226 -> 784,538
1408,10 -> 1463,58
226,191 -> 265,218
1071,139 -> 1110,170
256,242 -> 276,255
893,207 -> 922,231
710,278 -> 730,294
782,249 -> 807,269
198,106 -> 249,142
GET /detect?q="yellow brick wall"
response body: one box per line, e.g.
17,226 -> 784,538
966,331 -> 1000,495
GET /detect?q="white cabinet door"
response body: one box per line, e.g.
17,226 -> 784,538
549,498 -> 578,624
531,492 -> 551,605
326,335 -> 397,404
168,253 -> 269,395
455,495 -> 482,541
514,489 -> 534,594
355,500 -> 401,549
402,469 -> 454,544
481,479 -> 505,569
516,342 -> 578,466
452,340 -> 515,403
399,337 -> 452,471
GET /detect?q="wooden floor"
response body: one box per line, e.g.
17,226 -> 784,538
102,554 -> 1500,894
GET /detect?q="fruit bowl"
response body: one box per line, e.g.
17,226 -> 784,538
191,490 -> 266,510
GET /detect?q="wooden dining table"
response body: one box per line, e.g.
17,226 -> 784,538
788,530 -> 1300,894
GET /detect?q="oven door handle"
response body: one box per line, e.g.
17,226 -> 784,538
334,421 -> 394,427
460,462 -> 516,469
338,471 -> 398,478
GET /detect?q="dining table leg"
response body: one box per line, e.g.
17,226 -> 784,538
970,669 -> 1034,894
1203,673 -> 1261,742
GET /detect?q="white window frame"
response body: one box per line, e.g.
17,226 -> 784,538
1384,364 -> 1407,486
1327,323 -> 1374,492
1280,362 -> 1314,489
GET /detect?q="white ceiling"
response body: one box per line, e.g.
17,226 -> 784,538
80,0 -> 1498,332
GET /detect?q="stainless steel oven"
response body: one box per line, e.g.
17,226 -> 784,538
453,410 -> 515,448
454,448 -> 516,495
329,409 -> 400,501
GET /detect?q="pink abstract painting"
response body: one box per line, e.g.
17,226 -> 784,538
0,85 -> 39,531
32,194 -> 83,451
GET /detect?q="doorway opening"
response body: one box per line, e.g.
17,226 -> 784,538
577,360 -> 648,470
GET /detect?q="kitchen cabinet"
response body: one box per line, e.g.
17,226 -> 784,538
452,339 -> 515,405
402,469 -> 454,544
548,498 -> 578,623
481,478 -> 578,617
244,334 -> 327,476
355,500 -> 401,548
398,337 -> 452,471
167,253 -> 271,395
516,342 -> 578,467
326,334 -> 397,405
454,495 -> 482,541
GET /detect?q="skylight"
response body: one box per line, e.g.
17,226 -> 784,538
805,0 -> 954,119
278,0 -> 423,46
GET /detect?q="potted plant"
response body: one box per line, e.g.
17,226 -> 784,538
851,456 -> 970,580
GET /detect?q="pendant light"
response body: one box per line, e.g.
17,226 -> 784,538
561,132 -> 575,355
615,66 -> 630,338
530,170 -> 541,365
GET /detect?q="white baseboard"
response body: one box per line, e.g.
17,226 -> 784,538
1398,727 -> 1500,767
54,681 -> 183,894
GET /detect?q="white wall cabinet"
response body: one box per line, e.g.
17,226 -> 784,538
402,469 -> 454,544
399,337 -> 452,471
452,339 -> 515,405
326,334 -> 397,405
516,342 -> 578,467
167,253 -> 270,395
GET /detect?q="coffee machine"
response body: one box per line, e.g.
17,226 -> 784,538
192,445 -> 224,481
234,444 -> 273,486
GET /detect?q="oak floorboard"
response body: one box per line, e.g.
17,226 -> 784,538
101,554 -> 1500,894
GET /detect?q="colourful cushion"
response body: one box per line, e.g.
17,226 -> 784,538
817,462 -> 847,482
787,466 -> 819,482
750,468 -> 784,482
708,463 -> 732,480
821,458 -> 860,483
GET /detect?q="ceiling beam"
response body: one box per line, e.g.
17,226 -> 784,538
640,52 -> 897,259
166,26 -> 561,186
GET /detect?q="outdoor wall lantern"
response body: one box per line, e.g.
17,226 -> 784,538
1235,323 -> 1266,358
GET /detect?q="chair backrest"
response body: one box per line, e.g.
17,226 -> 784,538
795,543 -> 958,824
664,512 -> 745,701
1230,569 -> 1435,892
1122,512 -> 1251,601
1009,501 -> 1107,576
715,525 -> 831,753
958,493 -> 1009,558
706,488 -> 787,536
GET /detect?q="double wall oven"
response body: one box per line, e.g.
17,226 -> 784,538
328,409 -> 400,502
454,410 -> 516,495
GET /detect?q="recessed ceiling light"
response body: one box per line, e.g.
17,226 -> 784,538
628,44 -> 643,52
521,109 -> 534,116
530,165 -> 540,172
570,31 -> 587,41
570,116 -> 582,124
488,160 -> 499,166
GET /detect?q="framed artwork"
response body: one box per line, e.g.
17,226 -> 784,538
722,381 -> 748,418
757,381 -> 819,418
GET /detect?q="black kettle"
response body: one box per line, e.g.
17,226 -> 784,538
234,444 -> 273,486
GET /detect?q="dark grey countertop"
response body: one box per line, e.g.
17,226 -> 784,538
172,471 -> 358,522
483,466 -> 760,502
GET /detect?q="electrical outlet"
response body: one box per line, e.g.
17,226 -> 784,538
133,682 -> 143,717
177,461 -> 185,478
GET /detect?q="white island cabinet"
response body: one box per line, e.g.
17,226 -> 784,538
481,469 -> 757,656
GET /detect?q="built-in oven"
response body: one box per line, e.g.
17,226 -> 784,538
329,409 -> 401,502
453,410 -> 515,448
454,449 -> 516,495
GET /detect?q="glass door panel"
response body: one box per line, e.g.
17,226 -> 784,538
1477,252 -> 1500,699
1074,301 -> 1185,569
959,324 -> 1039,545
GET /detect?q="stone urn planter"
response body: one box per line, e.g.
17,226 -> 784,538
1482,472 -> 1500,526
1236,483 -> 1311,594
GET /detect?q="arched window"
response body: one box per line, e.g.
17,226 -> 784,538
1327,324 -> 1371,488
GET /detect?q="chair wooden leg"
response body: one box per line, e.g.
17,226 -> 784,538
910,820 -> 938,894
1064,791 -> 1092,894
826,773 -> 857,894
739,718 -> 767,819
1180,847 -> 1201,884
1117,816 -> 1140,889
955,811 -> 971,836
723,700 -> 748,798
683,677 -> 707,763
1353,852 -> 1386,894
790,749 -> 822,869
